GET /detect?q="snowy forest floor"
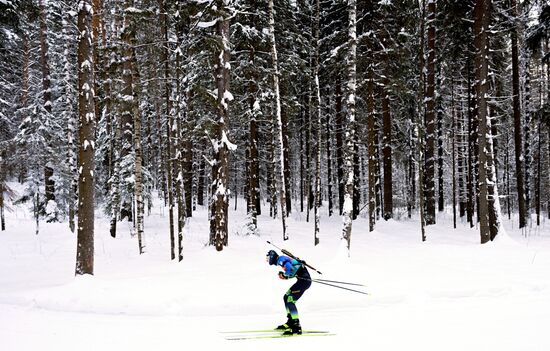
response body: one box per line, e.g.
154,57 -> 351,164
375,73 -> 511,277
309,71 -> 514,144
1,182 -> 550,351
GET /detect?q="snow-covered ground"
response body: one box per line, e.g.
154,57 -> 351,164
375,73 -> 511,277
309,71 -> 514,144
1,183 -> 550,351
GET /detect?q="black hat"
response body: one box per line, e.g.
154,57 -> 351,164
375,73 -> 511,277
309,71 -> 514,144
266,250 -> 279,265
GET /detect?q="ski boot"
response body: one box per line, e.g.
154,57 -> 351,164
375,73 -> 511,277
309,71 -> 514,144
282,319 -> 302,335
275,314 -> 292,330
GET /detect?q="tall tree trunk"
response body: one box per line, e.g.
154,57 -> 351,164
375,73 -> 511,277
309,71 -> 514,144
197,140 -> 206,207
418,0 -> 427,241
474,0 -> 499,243
382,84 -> 392,220
299,97 -> 305,213
211,3 -> 233,250
313,0 -> 321,245
511,0 -> 527,228
335,76 -> 344,215
175,7 -> 188,260
505,129 -> 512,219
451,78 -> 457,228
282,105 -> 292,216
536,119 -> 541,226
306,85 -> 313,221
183,124 -> 193,218
120,1 -> 136,223
547,39 -> 550,221
342,0 -> 356,252
467,59 -> 475,227
75,0 -> 96,275
268,0 -> 288,240
326,90 -> 334,217
110,114 -> 122,238
267,114 -> 277,218
159,0 -> 175,259
424,0 -> 436,225
524,63 -> 532,220
437,77 -> 444,212
407,101 -> 416,218
375,119 -> 383,220
133,67 -> 144,254
247,49 -> 260,230
353,139 -> 361,220
367,69 -> 376,231
126,3 -> 144,253
38,0 -> 55,215
63,11 -> 78,234
0,156 -> 4,231
457,101 -> 466,218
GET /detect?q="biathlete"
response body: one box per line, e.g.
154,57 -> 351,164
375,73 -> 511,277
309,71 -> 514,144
266,249 -> 311,335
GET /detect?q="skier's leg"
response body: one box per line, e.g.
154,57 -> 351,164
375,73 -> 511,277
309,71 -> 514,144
284,278 -> 311,320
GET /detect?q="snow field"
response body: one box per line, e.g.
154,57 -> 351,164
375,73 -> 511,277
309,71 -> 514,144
1,190 -> 550,351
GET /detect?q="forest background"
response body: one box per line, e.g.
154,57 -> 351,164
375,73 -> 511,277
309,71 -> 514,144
1,0 -> 550,271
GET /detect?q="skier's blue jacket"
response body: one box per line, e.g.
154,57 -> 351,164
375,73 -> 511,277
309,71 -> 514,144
277,255 -> 305,278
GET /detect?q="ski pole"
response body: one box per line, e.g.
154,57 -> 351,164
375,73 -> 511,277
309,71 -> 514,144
266,241 -> 323,275
298,277 -> 368,295
312,278 -> 365,287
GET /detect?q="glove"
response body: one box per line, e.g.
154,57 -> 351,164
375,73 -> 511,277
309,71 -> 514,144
278,271 -> 288,280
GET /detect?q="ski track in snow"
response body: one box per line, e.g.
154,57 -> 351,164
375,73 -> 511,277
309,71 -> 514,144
1,183 -> 550,351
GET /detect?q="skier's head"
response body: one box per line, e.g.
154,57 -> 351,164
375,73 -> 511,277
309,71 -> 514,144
266,250 -> 279,265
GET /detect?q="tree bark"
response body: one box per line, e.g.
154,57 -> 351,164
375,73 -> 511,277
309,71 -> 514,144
382,84 -> 392,220
268,0 -> 288,240
0,156 -> 4,231
437,77 -> 444,212
38,0 -> 56,214
474,0 -> 499,243
342,0 -> 356,252
326,90 -> 334,217
525,64 -> 532,219
367,69 -> 376,231
424,0 -> 436,225
159,0 -> 175,259
75,0 -> 96,275
210,3 -> 232,250
335,76 -> 344,215
511,0 -> 527,228
247,49 -> 260,229
313,0 -> 321,245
